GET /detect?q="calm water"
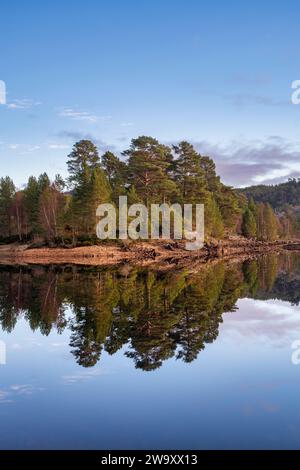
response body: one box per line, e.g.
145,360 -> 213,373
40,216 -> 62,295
0,253 -> 300,449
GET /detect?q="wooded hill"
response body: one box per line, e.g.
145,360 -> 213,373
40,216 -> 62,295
241,179 -> 300,210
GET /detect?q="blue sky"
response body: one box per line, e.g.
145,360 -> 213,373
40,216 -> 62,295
1,0 -> 300,187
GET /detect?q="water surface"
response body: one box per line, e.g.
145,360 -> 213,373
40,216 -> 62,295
0,253 -> 300,449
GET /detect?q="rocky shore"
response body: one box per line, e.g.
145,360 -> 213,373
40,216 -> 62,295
0,237 -> 299,269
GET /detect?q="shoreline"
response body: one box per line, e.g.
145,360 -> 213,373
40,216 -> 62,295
0,237 -> 299,269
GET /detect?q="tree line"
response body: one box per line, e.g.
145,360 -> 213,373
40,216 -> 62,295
0,136 -> 290,245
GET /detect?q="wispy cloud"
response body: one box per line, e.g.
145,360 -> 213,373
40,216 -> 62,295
7,99 -> 42,110
7,143 -> 41,154
120,122 -> 135,127
59,108 -> 112,123
231,73 -> 273,87
57,130 -> 117,153
48,143 -> 70,150
224,93 -> 289,108
190,136 -> 300,187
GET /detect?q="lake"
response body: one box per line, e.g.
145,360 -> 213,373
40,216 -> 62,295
0,252 -> 300,450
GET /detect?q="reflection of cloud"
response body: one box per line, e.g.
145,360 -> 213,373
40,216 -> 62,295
242,401 -> 280,416
62,368 -> 108,384
262,401 -> 280,413
10,384 -> 45,395
0,384 -> 44,404
222,298 -> 300,347
0,390 -> 13,404
50,342 -> 68,348
24,339 -> 43,347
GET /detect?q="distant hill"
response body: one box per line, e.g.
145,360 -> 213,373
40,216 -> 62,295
241,178 -> 300,210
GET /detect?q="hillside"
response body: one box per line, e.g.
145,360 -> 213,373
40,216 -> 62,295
241,178 -> 300,210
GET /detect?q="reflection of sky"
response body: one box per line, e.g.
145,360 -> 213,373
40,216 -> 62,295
221,298 -> 300,346
1,299 -> 300,450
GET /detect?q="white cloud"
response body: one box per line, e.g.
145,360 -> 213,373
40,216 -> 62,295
7,99 -> 42,110
48,144 -> 70,150
7,143 -> 41,154
121,122 -> 134,127
253,168 -> 291,183
59,108 -> 111,123
190,136 -> 300,187
8,144 -> 20,150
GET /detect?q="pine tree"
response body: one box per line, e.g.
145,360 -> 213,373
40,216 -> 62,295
242,208 -> 257,238
125,136 -> 177,205
66,140 -> 104,237
173,141 -> 209,205
67,140 -> 100,187
101,151 -> 127,202
264,203 -> 278,241
24,175 -> 50,236
205,196 -> 224,238
87,167 -> 112,235
0,176 -> 15,238
127,185 -> 142,205
257,203 -> 278,241
248,197 -> 257,217
38,176 -> 66,240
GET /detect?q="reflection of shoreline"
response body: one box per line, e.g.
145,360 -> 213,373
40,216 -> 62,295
0,237 -> 298,270
0,251 -> 299,371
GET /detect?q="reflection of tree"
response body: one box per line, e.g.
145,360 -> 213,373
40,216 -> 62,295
69,306 -> 103,367
170,264 -> 242,363
69,270 -> 119,367
1,252 -> 300,370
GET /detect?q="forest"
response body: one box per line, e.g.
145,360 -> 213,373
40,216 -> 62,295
242,178 -> 300,209
0,136 -> 297,246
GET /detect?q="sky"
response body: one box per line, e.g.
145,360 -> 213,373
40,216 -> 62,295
1,0 -> 300,188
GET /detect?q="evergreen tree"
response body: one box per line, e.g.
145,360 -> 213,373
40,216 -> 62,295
125,136 -> 177,205
257,203 -> 278,241
248,197 -> 257,216
101,151 -> 127,202
242,207 -> 257,238
24,175 -> 50,236
0,176 -> 15,238
205,196 -> 224,238
87,167 -> 112,235
66,140 -> 109,236
173,141 -> 209,204
264,203 -> 278,241
67,140 -> 100,187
